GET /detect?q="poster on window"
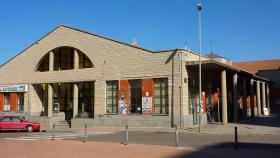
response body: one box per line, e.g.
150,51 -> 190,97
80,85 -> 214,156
119,93 -> 127,114
142,97 -> 152,114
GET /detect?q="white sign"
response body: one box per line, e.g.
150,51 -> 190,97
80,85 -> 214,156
263,108 -> 269,116
0,85 -> 27,92
142,97 -> 152,114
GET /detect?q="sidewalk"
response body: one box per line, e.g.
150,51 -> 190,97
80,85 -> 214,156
0,139 -> 192,158
50,112 -> 280,136
0,139 -> 279,158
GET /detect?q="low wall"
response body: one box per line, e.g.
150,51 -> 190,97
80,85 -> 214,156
71,115 -> 172,128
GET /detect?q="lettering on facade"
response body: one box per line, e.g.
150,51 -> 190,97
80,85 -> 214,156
0,85 -> 27,92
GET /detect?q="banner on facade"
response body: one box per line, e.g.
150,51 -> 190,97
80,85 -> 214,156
142,97 -> 152,114
119,92 -> 127,114
0,85 -> 27,92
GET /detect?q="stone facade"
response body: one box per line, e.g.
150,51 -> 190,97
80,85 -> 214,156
0,25 -> 270,128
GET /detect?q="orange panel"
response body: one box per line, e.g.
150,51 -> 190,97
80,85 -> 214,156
202,92 -> 206,113
254,95 -> 257,107
118,80 -> 130,114
247,96 -> 251,109
212,92 -> 219,112
0,93 -> 4,112
142,79 -> 154,114
10,93 -> 18,112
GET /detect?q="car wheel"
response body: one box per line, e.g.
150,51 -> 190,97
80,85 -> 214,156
26,125 -> 34,132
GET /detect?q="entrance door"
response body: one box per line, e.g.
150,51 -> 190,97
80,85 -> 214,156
4,93 -> 10,111
129,80 -> 142,114
53,83 -> 73,120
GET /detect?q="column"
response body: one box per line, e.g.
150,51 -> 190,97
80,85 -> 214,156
266,83 -> 270,114
72,49 -> 79,118
250,79 -> 254,117
48,84 -> 53,117
233,73 -> 238,122
221,70 -> 228,125
256,81 -> 261,116
74,49 -> 79,69
242,79 -> 247,118
73,83 -> 79,118
49,51 -> 54,71
262,82 -> 266,113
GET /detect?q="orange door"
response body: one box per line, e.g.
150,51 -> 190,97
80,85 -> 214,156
118,80 -> 129,114
10,93 -> 18,112
142,79 -> 154,114
0,93 -> 4,112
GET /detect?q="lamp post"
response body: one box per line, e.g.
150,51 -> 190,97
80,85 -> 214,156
197,3 -> 202,132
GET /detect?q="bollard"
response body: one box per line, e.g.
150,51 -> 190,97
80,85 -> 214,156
234,126 -> 238,150
175,125 -> 179,147
52,123 -> 55,141
84,124 -> 88,143
124,124 -> 128,145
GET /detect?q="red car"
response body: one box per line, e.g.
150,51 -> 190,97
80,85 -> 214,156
0,116 -> 40,132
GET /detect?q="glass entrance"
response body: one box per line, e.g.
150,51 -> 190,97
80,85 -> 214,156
53,83 -> 73,120
129,80 -> 142,114
188,78 -> 200,125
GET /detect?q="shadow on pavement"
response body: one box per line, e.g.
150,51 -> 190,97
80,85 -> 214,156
236,109 -> 280,128
172,142 -> 280,158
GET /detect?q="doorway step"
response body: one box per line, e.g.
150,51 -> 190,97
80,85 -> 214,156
57,120 -> 70,128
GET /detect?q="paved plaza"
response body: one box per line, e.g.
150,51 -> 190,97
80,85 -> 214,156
1,110 -> 280,158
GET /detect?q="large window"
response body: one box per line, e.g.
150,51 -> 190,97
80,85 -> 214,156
37,46 -> 93,72
78,82 -> 95,118
154,78 -> 168,115
37,54 -> 49,72
17,93 -> 24,112
79,52 -> 93,68
54,47 -> 74,70
106,81 -> 118,114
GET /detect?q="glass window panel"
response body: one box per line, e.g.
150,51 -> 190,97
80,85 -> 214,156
155,98 -> 160,104
113,99 -> 118,104
106,107 -> 112,113
154,90 -> 161,96
155,107 -> 161,114
112,90 -> 118,97
162,108 -> 166,114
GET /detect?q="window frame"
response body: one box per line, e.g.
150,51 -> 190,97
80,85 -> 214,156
154,78 -> 168,115
106,81 -> 119,114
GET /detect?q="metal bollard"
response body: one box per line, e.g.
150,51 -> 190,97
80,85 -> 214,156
84,124 -> 87,143
175,125 -> 179,147
234,127 -> 238,150
52,123 -> 55,141
124,124 -> 128,145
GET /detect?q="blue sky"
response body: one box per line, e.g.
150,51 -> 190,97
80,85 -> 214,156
0,0 -> 279,65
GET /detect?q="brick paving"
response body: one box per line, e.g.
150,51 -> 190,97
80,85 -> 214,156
0,140 -> 193,158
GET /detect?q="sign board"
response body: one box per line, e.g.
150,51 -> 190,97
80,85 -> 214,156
142,97 -> 152,114
263,108 -> 269,116
0,85 -> 27,92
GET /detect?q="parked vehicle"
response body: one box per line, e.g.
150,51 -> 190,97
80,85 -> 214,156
0,116 -> 40,132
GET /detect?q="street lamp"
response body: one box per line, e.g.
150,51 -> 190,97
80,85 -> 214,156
197,3 -> 202,132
